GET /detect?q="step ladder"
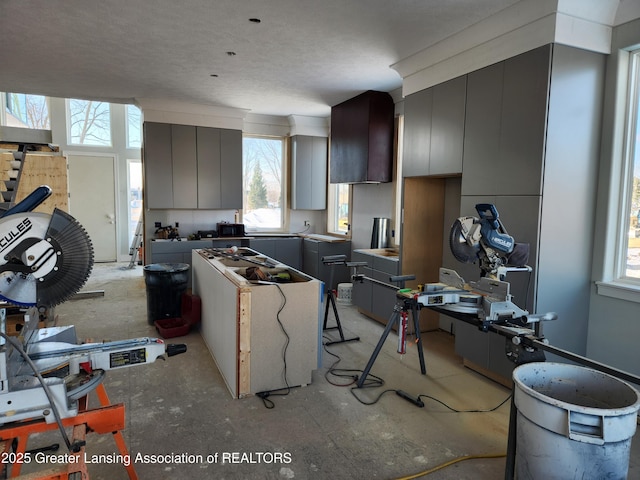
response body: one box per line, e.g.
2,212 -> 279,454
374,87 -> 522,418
126,217 -> 144,269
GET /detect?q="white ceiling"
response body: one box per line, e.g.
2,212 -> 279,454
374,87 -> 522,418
0,0 -> 528,118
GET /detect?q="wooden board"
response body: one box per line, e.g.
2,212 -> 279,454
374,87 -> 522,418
14,154 -> 68,213
401,177 -> 446,331
0,152 -> 12,192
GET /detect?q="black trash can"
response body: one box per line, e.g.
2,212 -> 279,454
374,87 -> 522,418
143,263 -> 190,324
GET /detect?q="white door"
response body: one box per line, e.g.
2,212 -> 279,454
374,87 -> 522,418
67,153 -> 117,262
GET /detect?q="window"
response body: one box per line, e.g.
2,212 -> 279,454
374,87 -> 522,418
242,135 -> 286,231
328,183 -> 351,235
619,48 -> 640,281
126,104 -> 142,148
68,98 -> 111,146
4,93 -> 50,129
127,160 -> 143,247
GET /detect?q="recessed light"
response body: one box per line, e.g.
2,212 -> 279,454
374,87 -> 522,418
249,18 -> 261,23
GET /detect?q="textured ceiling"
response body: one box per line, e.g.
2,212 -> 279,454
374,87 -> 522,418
1,0 -> 523,117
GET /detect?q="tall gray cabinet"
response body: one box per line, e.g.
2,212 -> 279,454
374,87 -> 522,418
291,135 -> 327,210
403,76 -> 466,177
457,44 -> 605,368
143,122 -> 242,209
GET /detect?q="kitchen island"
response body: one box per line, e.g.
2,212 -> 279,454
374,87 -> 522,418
191,248 -> 323,398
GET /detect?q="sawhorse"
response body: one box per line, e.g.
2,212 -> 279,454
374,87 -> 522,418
0,383 -> 138,479
356,282 -> 426,388
322,255 -> 360,346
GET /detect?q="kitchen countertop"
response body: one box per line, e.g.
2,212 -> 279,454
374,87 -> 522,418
152,234 -> 349,242
354,248 -> 400,259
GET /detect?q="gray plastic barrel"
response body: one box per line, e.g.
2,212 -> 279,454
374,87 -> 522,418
513,362 -> 640,480
143,263 -> 190,324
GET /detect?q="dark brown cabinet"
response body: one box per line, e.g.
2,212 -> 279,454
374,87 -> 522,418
330,90 -> 394,183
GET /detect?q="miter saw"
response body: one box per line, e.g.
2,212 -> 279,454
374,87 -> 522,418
416,204 -> 547,329
449,203 -> 530,280
0,186 -> 185,431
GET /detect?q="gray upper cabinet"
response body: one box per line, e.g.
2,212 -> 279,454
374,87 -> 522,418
219,129 -> 243,209
197,127 -> 242,209
402,76 -> 466,177
402,88 -> 432,177
498,45 -> 550,196
172,124 -> 198,208
196,127 -> 222,208
143,122 -> 173,208
430,76 -> 466,175
291,135 -> 327,210
461,62 -> 504,193
144,122 -> 242,209
462,45 -> 551,196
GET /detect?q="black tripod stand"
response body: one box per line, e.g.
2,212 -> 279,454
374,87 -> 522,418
355,274 -> 426,388
322,255 -> 360,346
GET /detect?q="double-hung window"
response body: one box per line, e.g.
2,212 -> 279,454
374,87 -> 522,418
619,48 -> 640,282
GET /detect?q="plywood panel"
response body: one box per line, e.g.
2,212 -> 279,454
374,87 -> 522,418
401,177 -> 445,330
0,152 -> 13,192
14,154 -> 68,213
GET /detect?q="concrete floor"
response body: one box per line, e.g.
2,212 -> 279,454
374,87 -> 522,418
18,263 -> 640,479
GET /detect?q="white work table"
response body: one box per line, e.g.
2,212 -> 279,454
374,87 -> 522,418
191,248 -> 323,398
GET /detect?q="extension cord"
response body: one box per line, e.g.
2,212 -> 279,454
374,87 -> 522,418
396,390 -> 424,408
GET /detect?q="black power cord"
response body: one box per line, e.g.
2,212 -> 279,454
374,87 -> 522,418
323,339 -> 512,412
256,283 -> 291,409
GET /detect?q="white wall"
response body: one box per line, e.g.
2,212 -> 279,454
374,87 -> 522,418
47,97 -> 140,261
587,17 -> 640,379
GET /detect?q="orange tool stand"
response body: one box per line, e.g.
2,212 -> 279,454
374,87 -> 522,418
0,384 -> 138,479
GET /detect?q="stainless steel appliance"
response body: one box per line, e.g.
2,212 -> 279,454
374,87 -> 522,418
217,222 -> 245,237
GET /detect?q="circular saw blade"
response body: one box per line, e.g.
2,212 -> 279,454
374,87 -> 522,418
0,209 -> 94,308
449,218 -> 481,264
37,209 -> 94,307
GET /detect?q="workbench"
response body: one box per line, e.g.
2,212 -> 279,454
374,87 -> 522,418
191,248 -> 323,398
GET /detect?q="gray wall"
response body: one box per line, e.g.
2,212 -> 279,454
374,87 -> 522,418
587,17 -> 640,378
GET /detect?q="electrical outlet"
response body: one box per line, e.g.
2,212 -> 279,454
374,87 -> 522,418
304,220 -> 310,226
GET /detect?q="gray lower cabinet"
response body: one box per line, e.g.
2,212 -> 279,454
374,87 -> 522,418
454,320 -> 516,383
351,250 -> 399,323
149,239 -> 249,268
249,238 -> 302,270
302,239 -> 351,288
149,240 -> 212,287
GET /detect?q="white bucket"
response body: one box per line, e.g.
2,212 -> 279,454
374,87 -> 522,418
336,283 -> 353,305
513,362 -> 640,480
